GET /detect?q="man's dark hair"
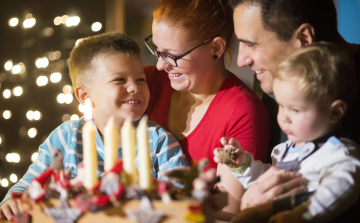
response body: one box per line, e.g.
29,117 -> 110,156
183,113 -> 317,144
229,0 -> 339,42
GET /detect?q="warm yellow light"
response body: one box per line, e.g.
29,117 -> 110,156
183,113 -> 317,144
64,94 -> 73,104
91,22 -> 102,32
26,110 -> 34,120
50,72 -> 62,83
13,86 -> 23,96
3,89 -> 11,99
28,128 -> 37,138
3,110 -> 12,119
35,57 -> 49,68
31,152 -> 38,162
6,153 -> 20,163
0,136 -> 2,145
43,27 -> 54,36
11,64 -> 21,74
54,16 -> 62,25
4,60 -> 13,71
66,16 -> 80,27
70,114 -> 80,120
57,93 -> 66,104
8,18 -> 19,27
23,18 -> 36,28
33,110 -> 41,120
10,174 -> 18,183
63,85 -> 72,94
78,104 -> 84,113
18,62 -> 26,74
1,179 -> 9,187
36,76 -> 48,86
62,114 -> 70,122
49,51 -> 61,61
61,15 -> 69,24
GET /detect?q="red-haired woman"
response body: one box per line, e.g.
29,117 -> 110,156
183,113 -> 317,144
143,0 -> 271,217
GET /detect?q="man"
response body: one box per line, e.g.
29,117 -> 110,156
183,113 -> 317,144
231,0 -> 360,144
227,0 -> 360,222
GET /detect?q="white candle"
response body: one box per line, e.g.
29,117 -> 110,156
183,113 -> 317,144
137,116 -> 153,192
83,98 -> 99,190
121,119 -> 137,185
104,116 -> 118,172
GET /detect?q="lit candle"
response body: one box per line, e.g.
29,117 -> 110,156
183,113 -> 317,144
83,98 -> 99,190
104,116 -> 118,172
137,116 -> 153,192
121,119 -> 137,185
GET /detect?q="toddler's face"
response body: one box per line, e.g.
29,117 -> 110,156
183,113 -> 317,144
273,79 -> 332,145
90,54 -> 150,125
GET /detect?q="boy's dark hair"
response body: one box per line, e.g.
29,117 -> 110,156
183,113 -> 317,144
69,32 -> 141,87
229,0 -> 339,42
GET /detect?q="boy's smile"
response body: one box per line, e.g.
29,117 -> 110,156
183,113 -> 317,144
89,54 -> 150,128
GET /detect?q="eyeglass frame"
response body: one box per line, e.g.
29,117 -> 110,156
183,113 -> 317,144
144,34 -> 217,67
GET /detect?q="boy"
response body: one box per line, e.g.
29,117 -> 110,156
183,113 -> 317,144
0,32 -> 189,220
214,42 -> 360,222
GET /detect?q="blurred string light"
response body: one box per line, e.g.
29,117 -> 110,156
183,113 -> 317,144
62,114 -> 70,121
3,89 -> 11,99
62,15 -> 69,24
26,110 -> 41,121
12,86 -> 23,96
0,136 -> 2,144
4,60 -> 13,71
31,152 -> 38,162
28,128 -> 37,138
6,153 -> 20,163
3,110 -> 12,119
35,57 -> 49,68
57,93 -> 65,103
10,174 -> 17,183
36,76 -> 48,86
23,14 -> 36,29
43,27 -> 54,37
65,94 -> 73,104
91,22 -> 102,32
78,104 -> 84,113
49,51 -> 61,61
70,114 -> 80,120
63,85 -> 72,94
11,62 -> 26,74
54,16 -> 62,25
50,72 -> 62,83
66,16 -> 80,27
1,179 -> 9,187
8,18 -> 19,27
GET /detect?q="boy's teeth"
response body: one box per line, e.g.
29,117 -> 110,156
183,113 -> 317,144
255,69 -> 265,74
125,100 -> 139,104
169,73 -> 182,77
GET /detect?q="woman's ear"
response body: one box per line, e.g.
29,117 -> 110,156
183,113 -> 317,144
329,99 -> 347,124
212,36 -> 227,59
294,23 -> 315,47
74,85 -> 89,105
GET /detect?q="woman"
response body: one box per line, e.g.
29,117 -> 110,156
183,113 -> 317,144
144,0 -> 271,215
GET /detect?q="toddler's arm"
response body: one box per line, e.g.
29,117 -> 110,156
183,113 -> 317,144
214,137 -> 272,189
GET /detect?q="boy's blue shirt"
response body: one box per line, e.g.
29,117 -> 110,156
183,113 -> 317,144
1,117 -> 189,205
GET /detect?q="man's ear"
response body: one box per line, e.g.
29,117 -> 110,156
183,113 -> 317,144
329,99 -> 347,124
212,36 -> 227,59
74,85 -> 90,105
294,23 -> 315,47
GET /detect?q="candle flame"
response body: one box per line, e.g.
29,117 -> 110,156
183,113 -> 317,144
84,98 -> 92,121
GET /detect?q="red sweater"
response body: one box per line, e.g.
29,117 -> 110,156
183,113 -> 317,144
144,65 -> 271,169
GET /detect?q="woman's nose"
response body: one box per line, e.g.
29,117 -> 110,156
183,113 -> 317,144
156,57 -> 171,71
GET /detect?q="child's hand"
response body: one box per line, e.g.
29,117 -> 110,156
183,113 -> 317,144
213,137 -> 247,168
0,199 -> 20,220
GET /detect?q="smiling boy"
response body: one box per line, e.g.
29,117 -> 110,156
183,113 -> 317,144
0,32 -> 189,220
215,43 -> 360,222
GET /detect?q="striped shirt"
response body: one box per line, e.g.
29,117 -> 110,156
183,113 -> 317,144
1,117 -> 189,205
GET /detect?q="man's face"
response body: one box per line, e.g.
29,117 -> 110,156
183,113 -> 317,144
233,4 -> 300,93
